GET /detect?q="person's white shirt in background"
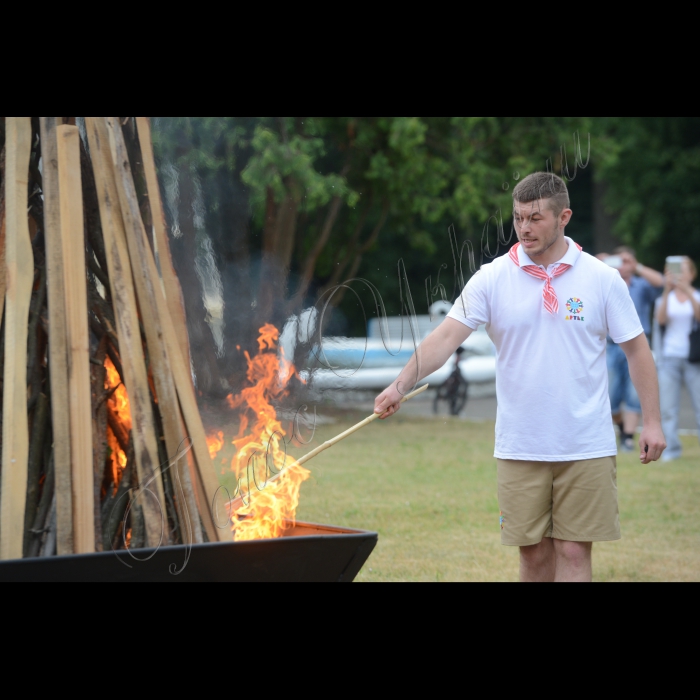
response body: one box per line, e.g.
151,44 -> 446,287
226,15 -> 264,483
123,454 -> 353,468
657,290 -> 700,359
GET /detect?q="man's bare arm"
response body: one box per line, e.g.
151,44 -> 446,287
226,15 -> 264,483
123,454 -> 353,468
620,333 -> 667,464
374,318 -> 474,419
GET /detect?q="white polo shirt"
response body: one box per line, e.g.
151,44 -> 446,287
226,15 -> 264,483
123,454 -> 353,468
448,238 -> 644,462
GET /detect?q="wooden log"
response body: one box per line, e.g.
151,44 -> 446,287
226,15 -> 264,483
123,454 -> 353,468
85,117 -> 167,549
0,156 -> 6,331
106,117 -> 210,542
135,117 -> 193,375
91,336 -> 108,552
27,450 -> 55,558
1,117 -> 34,561
56,125 -> 95,555
26,265 -> 47,414
23,392 -> 50,557
39,117 -> 74,555
133,118 -> 203,545
39,493 -> 57,558
105,117 -> 231,543
101,440 -> 134,551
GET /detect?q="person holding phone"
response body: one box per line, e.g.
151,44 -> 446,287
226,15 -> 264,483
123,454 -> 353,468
655,257 -> 700,462
598,248 -> 665,452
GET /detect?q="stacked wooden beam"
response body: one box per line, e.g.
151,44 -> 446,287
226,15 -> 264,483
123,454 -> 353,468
0,117 -> 232,562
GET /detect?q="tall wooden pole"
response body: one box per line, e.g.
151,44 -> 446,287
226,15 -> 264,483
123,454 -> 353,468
85,118 -> 168,549
56,125 -> 94,554
135,117 -> 193,379
0,148 -> 7,327
133,117 -> 202,545
106,118 -> 232,543
39,117 -> 74,555
1,117 -> 34,561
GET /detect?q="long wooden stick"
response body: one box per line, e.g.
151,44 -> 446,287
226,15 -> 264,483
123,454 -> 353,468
133,117 -> 202,545
56,125 -> 95,555
85,117 -> 168,549
298,384 -> 430,466
0,178 -> 6,330
39,117 -> 74,556
1,117 -> 34,561
229,385 -> 430,511
134,117 -> 193,379
105,118 -> 231,542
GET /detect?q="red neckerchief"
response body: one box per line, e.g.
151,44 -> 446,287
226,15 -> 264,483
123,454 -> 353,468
509,242 -> 583,315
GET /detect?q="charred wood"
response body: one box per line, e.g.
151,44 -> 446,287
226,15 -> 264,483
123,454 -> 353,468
107,412 -> 130,455
27,451 -> 55,559
102,440 -> 134,551
39,494 -> 57,558
23,393 -> 50,557
91,336 -> 108,552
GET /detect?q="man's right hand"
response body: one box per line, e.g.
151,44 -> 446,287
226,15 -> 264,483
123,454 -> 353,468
375,384 -> 405,420
374,317 -> 474,420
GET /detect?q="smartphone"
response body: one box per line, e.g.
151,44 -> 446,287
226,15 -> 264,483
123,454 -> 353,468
605,256 -> 623,270
667,256 -> 685,275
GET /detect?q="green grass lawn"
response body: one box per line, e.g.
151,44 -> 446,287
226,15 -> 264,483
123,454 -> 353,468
212,411 -> 700,582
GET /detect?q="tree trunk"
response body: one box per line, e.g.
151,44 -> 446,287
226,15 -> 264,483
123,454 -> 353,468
255,188 -> 297,342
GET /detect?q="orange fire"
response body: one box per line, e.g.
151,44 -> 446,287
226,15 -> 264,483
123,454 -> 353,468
207,431 -> 225,460
105,357 -> 132,487
225,324 -> 310,541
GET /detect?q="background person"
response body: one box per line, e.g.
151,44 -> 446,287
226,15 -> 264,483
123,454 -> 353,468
375,172 -> 666,583
598,248 -> 664,452
655,257 -> 700,462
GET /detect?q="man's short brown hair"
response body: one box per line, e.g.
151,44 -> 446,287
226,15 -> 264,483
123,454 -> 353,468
513,172 -> 571,217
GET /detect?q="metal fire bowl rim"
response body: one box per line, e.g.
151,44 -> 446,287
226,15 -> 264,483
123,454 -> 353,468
0,520 -> 378,582
0,521 -> 378,565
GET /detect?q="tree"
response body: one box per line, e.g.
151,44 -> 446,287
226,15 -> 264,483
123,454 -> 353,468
152,117 -> 593,395
595,117 -> 700,268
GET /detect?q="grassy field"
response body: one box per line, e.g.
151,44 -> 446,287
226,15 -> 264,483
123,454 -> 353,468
211,410 -> 700,582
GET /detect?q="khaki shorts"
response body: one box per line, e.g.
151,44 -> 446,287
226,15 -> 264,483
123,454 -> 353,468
497,457 -> 621,547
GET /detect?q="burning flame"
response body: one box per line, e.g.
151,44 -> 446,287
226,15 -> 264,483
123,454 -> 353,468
225,324 -> 310,541
207,431 -> 225,460
105,357 -> 132,486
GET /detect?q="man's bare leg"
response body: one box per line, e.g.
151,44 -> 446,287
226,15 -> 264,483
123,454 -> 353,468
520,538 -> 555,582
553,540 -> 593,583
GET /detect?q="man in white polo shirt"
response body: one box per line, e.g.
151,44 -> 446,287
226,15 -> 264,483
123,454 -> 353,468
374,172 -> 667,583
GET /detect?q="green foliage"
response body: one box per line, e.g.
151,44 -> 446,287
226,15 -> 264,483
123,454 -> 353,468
595,117 -> 700,267
153,116 -> 599,346
242,123 -> 358,221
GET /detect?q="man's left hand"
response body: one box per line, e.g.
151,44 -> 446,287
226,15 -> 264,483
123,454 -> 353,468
639,424 -> 667,464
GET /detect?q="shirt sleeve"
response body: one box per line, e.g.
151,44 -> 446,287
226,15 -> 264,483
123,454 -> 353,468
607,272 -> 645,343
447,269 -> 490,330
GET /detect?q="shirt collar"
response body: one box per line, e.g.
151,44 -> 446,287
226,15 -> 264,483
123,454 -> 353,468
517,236 -> 581,271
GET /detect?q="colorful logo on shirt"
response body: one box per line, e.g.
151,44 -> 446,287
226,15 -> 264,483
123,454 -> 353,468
565,298 -> 585,322
566,298 -> 584,315
500,512 -> 505,531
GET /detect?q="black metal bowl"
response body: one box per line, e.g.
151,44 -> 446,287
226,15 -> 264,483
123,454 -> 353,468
0,522 -> 378,583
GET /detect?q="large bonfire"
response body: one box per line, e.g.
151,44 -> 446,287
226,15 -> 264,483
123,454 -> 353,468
209,324 -> 311,542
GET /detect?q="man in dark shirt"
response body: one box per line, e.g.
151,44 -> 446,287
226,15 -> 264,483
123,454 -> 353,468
599,247 -> 665,451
